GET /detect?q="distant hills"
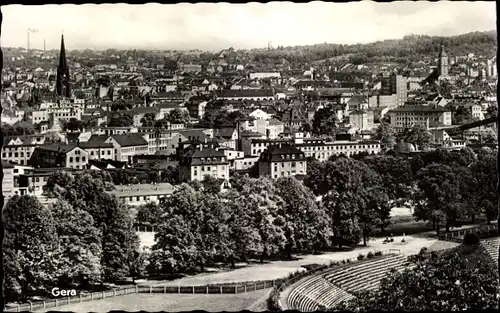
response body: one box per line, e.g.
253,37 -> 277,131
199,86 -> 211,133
250,30 -> 497,65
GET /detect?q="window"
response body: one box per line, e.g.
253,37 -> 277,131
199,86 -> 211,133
82,157 -> 86,162
76,157 -> 80,162
136,197 -> 140,201
91,151 -> 94,156
69,157 -> 73,162
201,166 -> 205,171
281,163 -> 284,168
20,152 -> 24,157
13,169 -> 19,174
2,153 -> 5,158
107,150 -> 111,155
291,162 -> 296,167
129,197 -> 133,201
102,151 -> 105,155
207,166 -> 211,171
27,152 -> 30,157
194,170 -> 198,176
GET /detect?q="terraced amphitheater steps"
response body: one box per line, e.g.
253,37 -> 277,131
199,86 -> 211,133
287,276 -> 354,312
324,254 -> 407,293
480,238 -> 499,266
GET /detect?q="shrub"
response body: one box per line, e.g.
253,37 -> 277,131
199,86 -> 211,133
357,254 -> 365,261
367,252 -> 374,259
463,233 -> 480,245
374,251 -> 383,256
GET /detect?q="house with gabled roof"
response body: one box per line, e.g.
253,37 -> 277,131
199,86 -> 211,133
29,143 -> 90,169
179,145 -> 230,182
104,133 -> 149,164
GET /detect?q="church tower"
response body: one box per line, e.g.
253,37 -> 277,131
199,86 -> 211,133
438,45 -> 448,78
56,34 -> 70,98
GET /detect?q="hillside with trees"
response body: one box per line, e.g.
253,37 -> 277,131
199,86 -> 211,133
250,30 -> 497,65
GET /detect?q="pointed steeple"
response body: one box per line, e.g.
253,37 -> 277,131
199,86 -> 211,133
56,34 -> 70,98
59,34 -> 67,69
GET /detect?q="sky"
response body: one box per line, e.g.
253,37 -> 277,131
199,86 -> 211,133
1,1 -> 496,51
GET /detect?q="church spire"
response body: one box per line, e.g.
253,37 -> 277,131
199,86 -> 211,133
56,34 -> 70,98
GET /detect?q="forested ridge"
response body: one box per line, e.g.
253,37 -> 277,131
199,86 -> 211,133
250,30 -> 497,65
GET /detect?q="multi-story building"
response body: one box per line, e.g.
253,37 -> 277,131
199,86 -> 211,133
296,139 -> 381,160
258,144 -> 307,179
105,133 -> 149,164
2,135 -> 47,165
178,146 -> 230,182
381,73 -> 407,107
136,129 -> 187,155
244,134 -> 381,160
110,183 -> 175,206
30,143 -> 90,169
349,109 -> 375,131
79,141 -> 116,160
387,105 -> 452,131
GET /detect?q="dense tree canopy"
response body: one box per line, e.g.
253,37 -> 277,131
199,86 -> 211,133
3,196 -> 60,302
108,112 -> 134,127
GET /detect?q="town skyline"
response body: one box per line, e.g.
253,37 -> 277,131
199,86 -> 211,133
1,1 -> 496,51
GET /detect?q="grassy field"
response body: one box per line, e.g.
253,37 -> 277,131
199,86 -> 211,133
36,288 -> 272,312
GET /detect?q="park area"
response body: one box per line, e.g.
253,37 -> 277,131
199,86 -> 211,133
36,289 -> 272,312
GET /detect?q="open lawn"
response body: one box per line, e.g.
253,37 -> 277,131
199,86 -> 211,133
144,235 -> 439,287
36,288 -> 272,312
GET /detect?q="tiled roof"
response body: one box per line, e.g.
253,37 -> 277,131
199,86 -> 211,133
181,147 -> 229,165
389,106 -> 450,113
155,102 -> 183,109
268,118 -> 284,126
217,89 -> 274,98
110,133 -> 148,147
259,144 -> 306,162
36,143 -> 78,153
214,128 -> 236,139
110,183 -> 175,197
79,141 -> 114,149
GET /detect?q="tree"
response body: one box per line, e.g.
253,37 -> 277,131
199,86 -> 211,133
111,99 -> 133,111
312,104 -> 339,136
61,118 -> 85,132
374,122 -> 397,152
470,151 -> 498,224
275,177 -> 332,259
100,194 -> 140,282
136,202 -> 164,226
161,108 -> 191,126
161,165 -> 179,184
414,163 -> 465,234
398,124 -> 434,150
334,246 -> 499,311
140,112 -> 156,127
108,113 -> 133,127
46,172 -> 140,283
150,215 -> 199,275
3,196 -> 60,302
128,249 -> 150,283
152,184 -> 207,273
235,177 -> 286,262
314,158 -> 383,248
2,122 -> 36,137
50,200 -> 102,290
361,155 -> 413,205
220,189 -> 260,267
